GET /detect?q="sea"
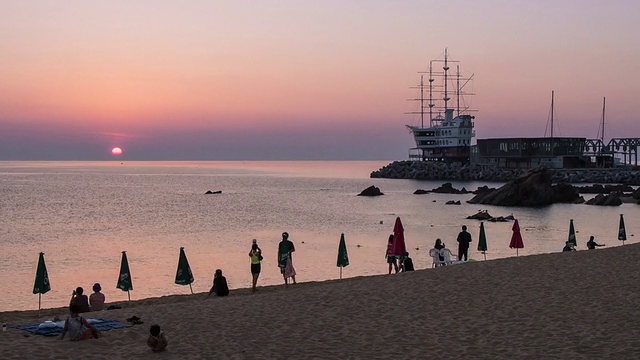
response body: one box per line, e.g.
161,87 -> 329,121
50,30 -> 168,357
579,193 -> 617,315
1,161 -> 637,312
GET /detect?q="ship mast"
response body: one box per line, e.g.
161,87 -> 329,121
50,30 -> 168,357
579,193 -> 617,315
551,90 -> 555,139
428,61 -> 434,127
600,97 -> 606,145
456,65 -> 460,117
420,75 -> 425,128
443,48 -> 450,112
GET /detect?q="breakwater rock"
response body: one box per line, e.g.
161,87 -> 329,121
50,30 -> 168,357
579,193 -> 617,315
370,161 -> 640,184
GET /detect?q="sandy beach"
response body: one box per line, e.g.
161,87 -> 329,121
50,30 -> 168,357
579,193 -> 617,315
2,243 -> 640,359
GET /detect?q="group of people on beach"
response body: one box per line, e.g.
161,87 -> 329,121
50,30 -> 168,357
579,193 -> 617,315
68,283 -> 105,313
207,231 -> 297,297
563,236 -> 606,252
388,225 -> 473,271
385,235 -> 415,274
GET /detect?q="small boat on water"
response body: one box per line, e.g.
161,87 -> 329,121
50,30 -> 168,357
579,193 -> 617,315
406,49 -> 476,164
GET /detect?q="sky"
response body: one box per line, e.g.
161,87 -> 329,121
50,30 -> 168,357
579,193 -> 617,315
1,0 -> 639,160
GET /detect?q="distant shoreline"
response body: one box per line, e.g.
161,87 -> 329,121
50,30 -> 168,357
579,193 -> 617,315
371,160 -> 640,184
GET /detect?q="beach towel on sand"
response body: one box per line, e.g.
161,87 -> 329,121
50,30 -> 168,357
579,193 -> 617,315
10,318 -> 131,336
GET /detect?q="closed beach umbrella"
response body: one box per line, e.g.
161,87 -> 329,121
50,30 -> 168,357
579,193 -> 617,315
116,251 -> 133,301
337,233 -> 350,279
509,219 -> 525,256
568,219 -> 577,247
619,214 -> 627,244
391,216 -> 407,256
478,222 -> 488,260
33,252 -> 51,310
175,247 -> 194,294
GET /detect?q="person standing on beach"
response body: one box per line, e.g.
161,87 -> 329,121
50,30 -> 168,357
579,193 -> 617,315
386,234 -> 398,274
586,236 -> 605,250
249,239 -> 263,292
456,225 -> 472,261
278,232 -> 297,285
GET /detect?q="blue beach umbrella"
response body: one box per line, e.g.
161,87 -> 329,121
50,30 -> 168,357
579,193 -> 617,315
618,214 -> 627,244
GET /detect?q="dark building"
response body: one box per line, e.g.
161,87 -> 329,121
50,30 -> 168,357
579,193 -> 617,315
472,137 -> 588,168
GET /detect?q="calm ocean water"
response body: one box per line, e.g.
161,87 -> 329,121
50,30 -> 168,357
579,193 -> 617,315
1,161 -> 637,311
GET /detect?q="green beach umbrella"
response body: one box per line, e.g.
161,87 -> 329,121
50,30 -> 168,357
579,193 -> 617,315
619,214 -> 627,244
477,222 -> 488,260
116,251 -> 133,301
33,252 -> 51,310
568,219 -> 577,247
337,233 -> 349,279
175,247 -> 194,294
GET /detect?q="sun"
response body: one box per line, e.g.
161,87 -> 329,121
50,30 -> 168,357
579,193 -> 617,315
111,147 -> 123,156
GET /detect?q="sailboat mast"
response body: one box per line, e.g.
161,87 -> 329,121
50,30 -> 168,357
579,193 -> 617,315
601,97 -> 606,144
551,90 -> 555,139
443,48 -> 450,112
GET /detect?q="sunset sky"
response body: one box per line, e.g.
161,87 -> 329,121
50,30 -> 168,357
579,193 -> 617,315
1,1 -> 639,160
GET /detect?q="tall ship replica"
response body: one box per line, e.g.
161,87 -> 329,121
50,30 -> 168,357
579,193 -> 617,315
406,49 -> 476,164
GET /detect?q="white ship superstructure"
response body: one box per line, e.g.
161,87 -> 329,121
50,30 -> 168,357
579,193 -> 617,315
406,49 -> 476,162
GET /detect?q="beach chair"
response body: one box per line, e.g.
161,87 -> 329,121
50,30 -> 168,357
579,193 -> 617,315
440,248 -> 464,265
429,248 -> 445,267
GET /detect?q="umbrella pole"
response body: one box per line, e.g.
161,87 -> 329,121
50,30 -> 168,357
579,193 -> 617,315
340,267 -> 342,280
127,291 -> 131,301
483,253 -> 486,261
38,293 -> 41,311
189,283 -> 193,294
516,248 -> 519,257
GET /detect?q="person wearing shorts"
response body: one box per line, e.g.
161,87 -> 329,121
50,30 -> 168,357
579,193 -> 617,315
249,240 -> 262,292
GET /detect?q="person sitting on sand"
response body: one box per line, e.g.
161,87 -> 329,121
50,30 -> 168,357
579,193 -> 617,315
562,241 -> 576,252
434,238 -> 446,263
89,283 -> 105,311
60,303 -> 100,341
69,287 -> 91,313
208,269 -> 229,297
586,236 -> 605,250
402,252 -> 414,272
147,324 -> 168,352
386,234 -> 398,274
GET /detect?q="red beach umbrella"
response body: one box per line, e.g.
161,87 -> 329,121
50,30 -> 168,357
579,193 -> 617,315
509,219 -> 525,256
391,217 -> 407,256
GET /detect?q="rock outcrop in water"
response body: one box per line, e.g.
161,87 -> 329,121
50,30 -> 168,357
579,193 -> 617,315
467,168 -> 584,206
585,194 -> 623,206
414,183 -> 470,195
357,185 -> 384,197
